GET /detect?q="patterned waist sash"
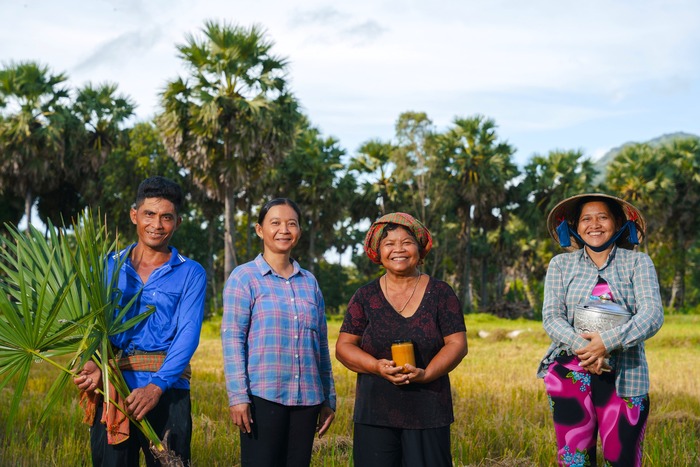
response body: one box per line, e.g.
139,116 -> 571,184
80,350 -> 191,445
113,350 -> 192,381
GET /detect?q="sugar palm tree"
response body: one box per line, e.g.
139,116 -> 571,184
509,149 -> 598,312
270,118 -> 356,274
436,115 -> 517,311
392,111 -> 439,226
70,82 -> 135,208
349,139 -> 399,217
158,20 -> 300,279
606,138 -> 700,309
0,61 -> 69,225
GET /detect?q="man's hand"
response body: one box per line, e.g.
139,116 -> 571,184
229,403 -> 253,434
73,360 -> 102,394
317,406 -> 335,438
125,383 -> 163,421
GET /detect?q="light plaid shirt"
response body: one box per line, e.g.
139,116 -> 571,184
537,246 -> 664,397
221,254 -> 336,409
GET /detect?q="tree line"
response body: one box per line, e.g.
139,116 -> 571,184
1,20 -> 698,316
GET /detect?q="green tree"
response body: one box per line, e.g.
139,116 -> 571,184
390,111 -> 454,279
158,21 -> 300,279
0,61 -> 70,225
270,119 -> 357,275
69,82 -> 135,208
349,139 -> 399,218
510,149 -> 598,312
392,112 -> 436,223
606,137 -> 700,309
98,121 -> 186,238
436,115 -> 517,311
0,191 -> 24,233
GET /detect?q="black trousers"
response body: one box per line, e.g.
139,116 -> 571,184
239,395 -> 322,467
353,423 -> 452,467
90,389 -> 192,467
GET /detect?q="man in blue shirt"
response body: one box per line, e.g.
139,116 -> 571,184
74,176 -> 207,466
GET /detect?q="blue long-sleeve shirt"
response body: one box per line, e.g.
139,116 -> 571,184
537,246 -> 664,397
109,244 -> 207,392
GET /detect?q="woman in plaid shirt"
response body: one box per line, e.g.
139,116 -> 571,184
537,193 -> 664,466
221,198 -> 336,467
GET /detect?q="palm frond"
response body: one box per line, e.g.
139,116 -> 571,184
0,209 -> 166,453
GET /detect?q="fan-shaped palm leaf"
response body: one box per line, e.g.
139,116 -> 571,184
0,209 -> 169,457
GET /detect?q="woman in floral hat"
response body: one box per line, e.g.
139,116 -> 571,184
537,193 -> 664,466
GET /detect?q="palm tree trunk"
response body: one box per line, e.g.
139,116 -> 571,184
24,188 -> 33,229
520,267 -> 540,317
460,218 -> 473,313
245,195 -> 253,261
206,214 -> 218,316
668,230 -> 687,310
308,211 -> 318,276
480,256 -> 488,309
224,187 -> 238,279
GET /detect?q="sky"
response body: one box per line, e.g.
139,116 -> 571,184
1,0 -> 699,166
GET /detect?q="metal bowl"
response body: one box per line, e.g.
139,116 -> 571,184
573,300 -> 631,333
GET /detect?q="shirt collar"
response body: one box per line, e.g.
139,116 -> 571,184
253,253 -> 302,278
116,244 -> 185,268
577,244 -> 618,269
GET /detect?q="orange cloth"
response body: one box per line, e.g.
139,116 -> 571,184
78,354 -> 190,445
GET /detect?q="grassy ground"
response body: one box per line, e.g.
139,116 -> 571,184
1,314 -> 698,466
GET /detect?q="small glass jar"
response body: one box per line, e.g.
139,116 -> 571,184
391,340 -> 416,373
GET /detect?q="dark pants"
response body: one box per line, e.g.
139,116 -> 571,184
353,423 -> 452,467
90,389 -> 192,467
240,395 -> 322,467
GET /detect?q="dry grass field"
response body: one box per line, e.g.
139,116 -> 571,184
1,313 -> 698,466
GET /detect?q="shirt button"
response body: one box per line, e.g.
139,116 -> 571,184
286,280 -> 290,284
291,298 -> 295,302
294,316 -> 298,320
295,354 -> 299,358
294,335 -> 298,339
295,375 -> 299,379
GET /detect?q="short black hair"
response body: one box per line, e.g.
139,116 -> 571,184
134,176 -> 183,213
257,198 -> 302,225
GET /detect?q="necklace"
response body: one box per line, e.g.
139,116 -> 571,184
383,272 -> 422,314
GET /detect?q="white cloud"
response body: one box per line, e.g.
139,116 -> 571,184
2,0 -> 699,162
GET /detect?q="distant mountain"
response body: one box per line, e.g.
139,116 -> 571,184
593,131 -> 700,184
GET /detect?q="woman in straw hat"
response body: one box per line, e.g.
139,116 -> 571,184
336,212 -> 468,467
537,193 -> 664,466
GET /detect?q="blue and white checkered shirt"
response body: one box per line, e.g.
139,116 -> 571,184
221,254 -> 336,410
537,246 -> 664,397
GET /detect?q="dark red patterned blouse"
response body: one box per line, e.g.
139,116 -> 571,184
340,276 -> 466,429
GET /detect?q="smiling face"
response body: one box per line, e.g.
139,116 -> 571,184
255,204 -> 301,255
576,201 -> 619,251
378,226 -> 421,275
130,197 -> 181,252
